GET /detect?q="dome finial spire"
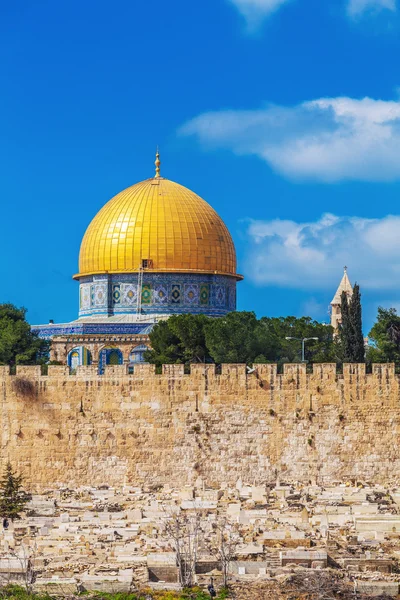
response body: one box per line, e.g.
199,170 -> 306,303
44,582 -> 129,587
155,147 -> 161,178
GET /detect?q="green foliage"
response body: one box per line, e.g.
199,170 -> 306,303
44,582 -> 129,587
145,315 -> 211,366
0,304 -> 49,367
0,587 -> 53,600
90,594 -> 139,600
259,315 -> 336,366
340,292 -> 351,362
89,589 -> 221,600
215,589 -> 229,600
351,285 -> 365,363
338,285 -> 365,363
146,312 -> 336,367
367,307 -> 400,364
0,462 -> 32,521
0,587 -> 41,600
145,320 -> 181,366
0,586 -> 228,600
204,312 -> 270,364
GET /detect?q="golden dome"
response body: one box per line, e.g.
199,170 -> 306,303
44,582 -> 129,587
75,173 -> 242,280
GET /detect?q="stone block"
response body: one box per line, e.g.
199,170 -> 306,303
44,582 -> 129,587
127,509 -> 142,523
355,582 -> 399,597
132,363 -> 156,376
237,544 -> 263,555
47,366 -> 70,377
251,486 -> 266,503
227,503 -> 241,518
16,365 -> 41,378
190,364 -> 216,377
312,363 -> 337,379
104,365 -> 127,377
221,364 -> 246,376
178,487 -> 194,500
0,366 -> 10,378
372,363 -> 395,379
255,364 -> 277,379
283,363 -> 306,377
75,365 -> 98,378
343,363 -> 366,378
162,364 -> 184,377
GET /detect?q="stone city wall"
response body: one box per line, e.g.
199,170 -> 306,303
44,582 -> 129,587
0,363 -> 399,490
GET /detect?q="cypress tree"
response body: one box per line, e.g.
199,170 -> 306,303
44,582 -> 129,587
340,291 -> 352,362
340,285 -> 365,363
349,284 -> 365,363
0,462 -> 31,521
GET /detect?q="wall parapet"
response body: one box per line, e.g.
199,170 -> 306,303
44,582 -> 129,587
0,362 -> 397,388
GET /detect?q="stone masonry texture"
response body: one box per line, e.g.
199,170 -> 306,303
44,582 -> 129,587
0,362 -> 398,490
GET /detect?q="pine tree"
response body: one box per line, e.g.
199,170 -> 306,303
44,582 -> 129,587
0,462 -> 31,521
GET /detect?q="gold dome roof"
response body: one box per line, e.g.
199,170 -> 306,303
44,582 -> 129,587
75,169 -> 242,280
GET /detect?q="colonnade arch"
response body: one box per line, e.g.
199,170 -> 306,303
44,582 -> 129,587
98,346 -> 124,374
67,347 -> 92,371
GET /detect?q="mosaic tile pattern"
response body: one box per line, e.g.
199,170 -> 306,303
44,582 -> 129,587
215,285 -> 226,307
153,284 -> 168,304
171,284 -> 181,304
113,285 -> 121,304
93,284 -> 107,307
77,273 -> 237,318
80,285 -> 91,309
200,284 -> 209,306
32,322 -> 153,340
141,284 -> 151,305
184,284 -> 199,305
121,284 -> 138,305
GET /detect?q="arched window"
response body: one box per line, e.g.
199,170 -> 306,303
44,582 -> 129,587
98,347 -> 123,375
108,350 -> 121,365
68,347 -> 92,371
129,344 -> 150,364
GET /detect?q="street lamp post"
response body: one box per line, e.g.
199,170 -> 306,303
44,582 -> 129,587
285,336 -> 319,362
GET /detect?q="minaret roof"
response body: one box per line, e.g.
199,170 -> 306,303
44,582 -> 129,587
331,267 -> 353,305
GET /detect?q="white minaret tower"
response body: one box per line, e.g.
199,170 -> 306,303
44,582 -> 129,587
330,267 -> 353,332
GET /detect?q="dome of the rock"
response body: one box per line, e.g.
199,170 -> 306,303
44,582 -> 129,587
73,154 -> 242,321
76,178 -> 240,280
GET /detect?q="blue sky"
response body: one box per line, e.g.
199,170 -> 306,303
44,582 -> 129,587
2,0 -> 400,330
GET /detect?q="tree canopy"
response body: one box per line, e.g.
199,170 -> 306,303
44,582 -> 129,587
144,314 -> 211,366
146,312 -> 336,368
0,304 -> 49,366
367,307 -> 400,364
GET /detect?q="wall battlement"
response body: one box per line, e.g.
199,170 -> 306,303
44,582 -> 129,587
0,363 -> 399,490
0,361 -> 397,381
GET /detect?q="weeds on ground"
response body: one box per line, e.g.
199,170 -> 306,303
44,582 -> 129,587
0,586 -> 230,600
0,586 -> 52,600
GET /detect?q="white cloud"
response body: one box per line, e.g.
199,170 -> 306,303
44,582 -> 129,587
227,0 -> 291,28
347,0 -> 396,17
245,213 -> 400,292
227,0 -> 395,28
180,96 -> 400,182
